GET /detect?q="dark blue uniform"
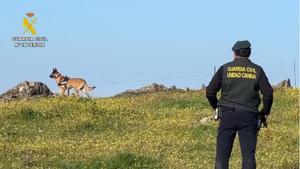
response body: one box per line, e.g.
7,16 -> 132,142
206,41 -> 273,169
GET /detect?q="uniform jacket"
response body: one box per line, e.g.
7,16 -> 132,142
206,57 -> 273,114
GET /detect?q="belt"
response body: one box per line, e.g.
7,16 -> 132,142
219,106 -> 235,112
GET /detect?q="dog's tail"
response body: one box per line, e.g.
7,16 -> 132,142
84,84 -> 96,91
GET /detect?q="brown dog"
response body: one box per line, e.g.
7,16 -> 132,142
49,68 -> 95,96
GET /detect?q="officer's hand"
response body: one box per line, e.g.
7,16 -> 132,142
213,108 -> 219,121
257,110 -> 269,128
261,114 -> 268,128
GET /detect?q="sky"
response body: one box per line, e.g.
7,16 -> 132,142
0,0 -> 299,97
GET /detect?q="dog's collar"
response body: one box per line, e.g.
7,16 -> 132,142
58,81 -> 67,86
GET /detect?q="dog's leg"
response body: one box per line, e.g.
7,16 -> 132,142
74,88 -> 80,96
67,88 -> 70,96
60,88 -> 66,96
81,88 -> 88,97
85,91 -> 90,98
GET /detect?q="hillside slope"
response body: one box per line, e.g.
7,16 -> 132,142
0,89 -> 298,168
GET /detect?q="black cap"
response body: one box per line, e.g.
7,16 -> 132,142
232,40 -> 251,51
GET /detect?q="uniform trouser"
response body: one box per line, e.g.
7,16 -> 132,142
215,108 -> 258,169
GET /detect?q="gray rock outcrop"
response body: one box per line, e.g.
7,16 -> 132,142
0,81 -> 53,101
275,79 -> 292,88
116,83 -> 183,96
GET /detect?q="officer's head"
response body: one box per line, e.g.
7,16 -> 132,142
232,40 -> 251,58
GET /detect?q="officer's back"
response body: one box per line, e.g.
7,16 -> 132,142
218,58 -> 263,112
206,40 -> 273,169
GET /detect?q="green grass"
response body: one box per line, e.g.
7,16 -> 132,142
0,89 -> 298,168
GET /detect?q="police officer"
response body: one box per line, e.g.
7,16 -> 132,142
206,40 -> 273,169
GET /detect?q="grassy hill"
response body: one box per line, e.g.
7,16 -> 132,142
0,89 -> 298,169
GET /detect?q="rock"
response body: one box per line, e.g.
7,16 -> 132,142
169,85 -> 176,90
138,83 -> 168,92
116,83 -> 184,96
0,81 -> 53,101
200,116 -> 213,124
275,79 -> 292,88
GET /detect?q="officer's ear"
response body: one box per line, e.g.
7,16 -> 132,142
233,52 -> 238,59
